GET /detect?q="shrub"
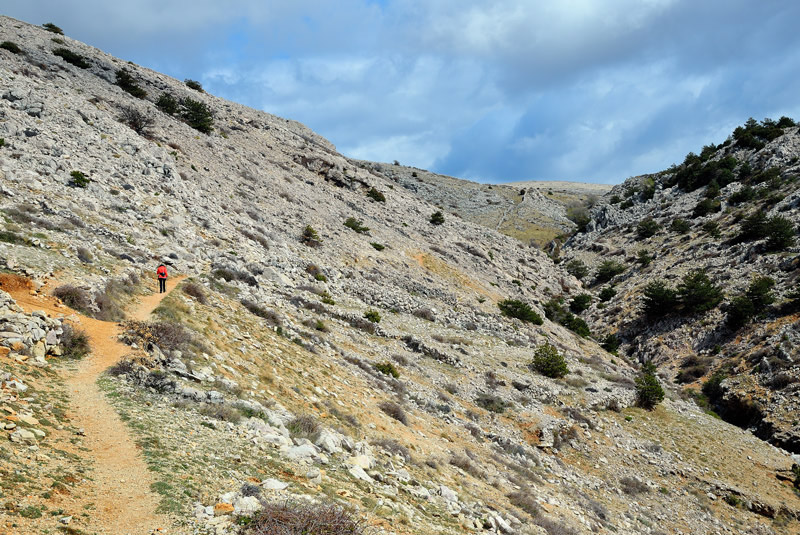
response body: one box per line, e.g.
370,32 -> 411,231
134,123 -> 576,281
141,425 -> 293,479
599,286 -> 616,302
497,299 -> 543,324
429,211 -> 445,225
635,362 -> 664,410
412,307 -> 435,321
636,218 -> 661,239
569,293 -> 592,314
379,401 -> 408,424
542,298 -> 590,337
678,269 -> 723,314
53,285 -> 93,314
182,281 -> 208,305
120,106 -> 154,135
670,218 -> 691,233
245,501 -> 365,535
594,260 -> 625,284
213,268 -> 257,286
726,276 -> 775,330
115,69 -> 147,98
736,210 -> 768,242
287,415 -> 320,440
52,48 -> 89,68
475,393 -> 510,413
601,334 -> 620,355
374,361 -> 400,378
620,476 -> 650,495
564,259 -> 589,279
43,23 -> 64,34
366,187 -> 385,202
184,79 -> 204,92
156,93 -> 179,115
343,217 -> 370,234
729,185 -> 756,204
702,220 -> 721,238
301,225 -> 322,247
530,343 -> 569,378
241,300 -> 282,326
0,41 -> 21,54
0,230 -> 32,246
764,216 -> 796,251
693,198 -> 721,218
69,170 -> 90,188
363,310 -> 381,323
566,201 -> 591,232
633,250 -> 653,268
181,97 -> 214,133
60,324 -> 91,359
507,491 -> 542,517
370,242 -> 385,251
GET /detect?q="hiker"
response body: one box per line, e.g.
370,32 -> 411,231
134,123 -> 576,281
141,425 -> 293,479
156,264 -> 168,293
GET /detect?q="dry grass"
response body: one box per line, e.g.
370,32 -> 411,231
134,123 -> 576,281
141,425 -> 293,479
245,501 -> 366,535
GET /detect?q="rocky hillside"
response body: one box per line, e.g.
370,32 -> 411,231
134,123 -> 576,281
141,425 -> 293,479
560,118 -> 800,456
361,161 -> 610,247
0,16 -> 798,535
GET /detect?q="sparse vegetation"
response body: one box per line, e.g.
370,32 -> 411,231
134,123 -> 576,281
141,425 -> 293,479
244,501 -> 365,535
564,259 -> 589,279
181,97 -> 214,133
120,106 -> 154,135
569,293 -> 592,314
156,93 -> 179,115
60,324 -> 91,359
636,217 -> 661,239
370,242 -> 385,251
475,393 -> 510,413
374,361 -> 400,378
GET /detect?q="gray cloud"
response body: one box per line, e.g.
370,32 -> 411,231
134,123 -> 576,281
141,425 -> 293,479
5,1 -> 800,183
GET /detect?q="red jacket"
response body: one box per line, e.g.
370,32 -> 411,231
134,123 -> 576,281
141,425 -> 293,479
157,266 -> 168,279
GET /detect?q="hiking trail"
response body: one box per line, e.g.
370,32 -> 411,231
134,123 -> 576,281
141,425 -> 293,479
9,275 -> 187,535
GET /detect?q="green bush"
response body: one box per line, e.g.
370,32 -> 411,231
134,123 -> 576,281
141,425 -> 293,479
69,170 -> 90,188
635,363 -> 664,410
692,198 -> 721,218
429,211 -> 445,225
115,68 -> 147,98
181,97 -> 214,133
566,203 -> 591,232
636,249 -> 653,266
344,217 -> 370,234
670,218 -> 691,233
764,216 -> 796,251
726,276 -> 775,330
729,185 -> 755,204
301,225 -> 322,247
732,117 -> 790,150
370,242 -> 385,251
53,47 -> 89,68
595,260 -> 626,284
0,41 -> 21,54
543,298 -> 590,337
601,334 -> 620,355
374,361 -> 399,378
636,218 -> 661,239
156,93 -> 179,115
702,220 -> 721,238
363,310 -> 381,323
185,79 -> 204,92
366,187 -> 386,202
642,280 -> 678,317
569,293 -> 592,314
43,22 -> 64,34
599,286 -> 616,302
530,343 -> 569,378
678,269 -> 723,314
565,259 -> 589,279
497,299 -> 543,324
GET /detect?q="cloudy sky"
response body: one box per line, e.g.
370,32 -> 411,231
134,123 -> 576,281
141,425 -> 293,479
5,1 -> 800,184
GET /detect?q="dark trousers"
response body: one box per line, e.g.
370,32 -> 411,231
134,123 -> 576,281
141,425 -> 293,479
159,278 -> 166,293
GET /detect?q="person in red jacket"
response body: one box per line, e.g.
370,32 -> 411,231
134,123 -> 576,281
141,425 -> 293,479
156,264 -> 168,293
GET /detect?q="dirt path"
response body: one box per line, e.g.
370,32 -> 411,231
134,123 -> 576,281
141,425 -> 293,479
7,275 -> 186,535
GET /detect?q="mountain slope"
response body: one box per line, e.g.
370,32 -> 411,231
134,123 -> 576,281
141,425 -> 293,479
0,16 -> 797,535
561,118 -> 800,455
